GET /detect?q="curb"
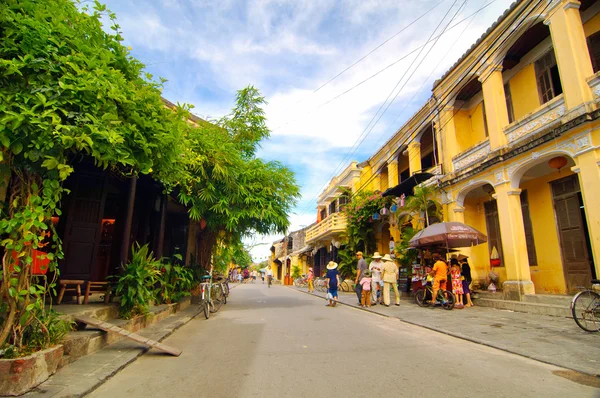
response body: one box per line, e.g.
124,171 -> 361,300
27,305 -> 206,397
288,286 -> 600,378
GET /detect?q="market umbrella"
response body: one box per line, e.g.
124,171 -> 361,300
409,222 -> 487,249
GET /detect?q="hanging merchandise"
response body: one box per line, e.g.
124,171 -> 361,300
380,207 -> 388,215
490,246 -> 501,267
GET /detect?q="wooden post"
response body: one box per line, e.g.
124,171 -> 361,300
156,194 -> 167,258
120,177 -> 137,266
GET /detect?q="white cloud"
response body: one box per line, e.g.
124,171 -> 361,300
105,0 -> 515,243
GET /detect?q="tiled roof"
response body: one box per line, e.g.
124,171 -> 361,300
161,97 -> 208,125
432,0 -> 522,89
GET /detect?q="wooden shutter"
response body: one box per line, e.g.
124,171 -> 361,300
535,50 -> 557,104
484,200 -> 504,264
588,31 -> 600,73
520,190 -> 537,266
551,175 -> 593,292
505,83 -> 515,124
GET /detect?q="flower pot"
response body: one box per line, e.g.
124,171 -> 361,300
0,345 -> 64,396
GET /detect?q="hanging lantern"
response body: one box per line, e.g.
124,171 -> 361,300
373,213 -> 380,220
548,156 -> 568,172
380,207 -> 388,215
399,194 -> 406,207
390,204 -> 398,213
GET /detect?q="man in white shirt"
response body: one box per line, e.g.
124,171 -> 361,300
266,267 -> 274,287
369,252 -> 383,305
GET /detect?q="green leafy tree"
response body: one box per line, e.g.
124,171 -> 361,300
402,185 -> 442,228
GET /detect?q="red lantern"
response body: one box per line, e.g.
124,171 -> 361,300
548,156 -> 568,171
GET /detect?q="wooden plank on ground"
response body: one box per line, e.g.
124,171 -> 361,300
74,315 -> 182,356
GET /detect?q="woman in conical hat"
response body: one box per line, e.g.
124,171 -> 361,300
325,261 -> 340,307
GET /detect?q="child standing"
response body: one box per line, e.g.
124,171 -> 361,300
450,258 -> 464,307
360,270 -> 372,308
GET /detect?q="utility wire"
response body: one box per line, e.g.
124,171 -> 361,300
271,0 -> 499,133
295,0 -> 465,216
284,0 -> 502,217
348,0 -> 549,200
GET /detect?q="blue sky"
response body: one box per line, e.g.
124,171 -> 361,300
97,0 -> 514,260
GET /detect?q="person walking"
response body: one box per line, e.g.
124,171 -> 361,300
251,269 -> 257,283
360,270 -> 372,308
381,254 -> 400,306
354,251 -> 368,305
266,266 -> 273,288
369,252 -> 383,305
325,261 -> 340,307
307,266 -> 315,293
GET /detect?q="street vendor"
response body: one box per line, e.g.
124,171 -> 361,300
428,253 -> 448,305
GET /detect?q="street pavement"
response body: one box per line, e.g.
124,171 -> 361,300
88,283 -> 598,398
296,286 -> 600,377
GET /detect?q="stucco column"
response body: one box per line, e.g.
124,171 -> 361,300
387,159 -> 399,188
545,0 -> 594,110
408,142 -> 422,175
440,107 -> 459,173
572,151 -> 600,279
451,204 -> 472,260
493,183 -> 534,299
372,173 -> 382,192
480,67 -> 509,149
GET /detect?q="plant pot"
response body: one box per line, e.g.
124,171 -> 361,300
0,344 -> 64,396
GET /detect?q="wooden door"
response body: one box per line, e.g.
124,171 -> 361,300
551,175 -> 593,293
484,200 -> 504,265
61,172 -> 107,280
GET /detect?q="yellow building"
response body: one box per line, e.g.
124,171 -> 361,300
270,225 -> 315,283
311,0 -> 600,299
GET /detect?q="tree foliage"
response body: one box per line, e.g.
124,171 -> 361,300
401,185 -> 442,228
0,0 -> 299,354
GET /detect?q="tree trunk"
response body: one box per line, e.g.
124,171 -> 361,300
196,229 -> 217,272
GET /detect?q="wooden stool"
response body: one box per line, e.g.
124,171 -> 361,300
84,281 -> 112,304
57,280 -> 85,304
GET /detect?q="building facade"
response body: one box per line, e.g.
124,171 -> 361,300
310,0 -> 600,298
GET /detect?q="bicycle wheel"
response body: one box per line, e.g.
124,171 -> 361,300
415,289 -> 430,307
203,300 -> 210,319
440,290 -> 455,310
339,281 -> 347,292
221,284 -> 227,305
210,285 -> 224,313
572,290 -> 600,332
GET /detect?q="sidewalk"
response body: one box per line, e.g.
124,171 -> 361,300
291,287 -> 600,377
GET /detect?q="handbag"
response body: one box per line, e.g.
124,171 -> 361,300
326,292 -> 333,300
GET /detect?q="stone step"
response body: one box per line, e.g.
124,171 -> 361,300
60,299 -> 191,366
474,297 -> 572,318
522,293 -> 573,306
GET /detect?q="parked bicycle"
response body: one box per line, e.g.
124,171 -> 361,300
571,279 -> 600,332
198,270 -> 225,319
293,275 -> 308,288
414,284 -> 455,310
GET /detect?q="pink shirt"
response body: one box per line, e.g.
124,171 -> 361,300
360,277 -> 372,291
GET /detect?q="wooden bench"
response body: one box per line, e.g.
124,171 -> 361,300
57,279 -> 85,304
83,281 -> 111,304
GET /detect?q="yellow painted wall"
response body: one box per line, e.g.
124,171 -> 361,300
469,102 -> 487,143
520,171 -> 573,294
453,103 -> 487,153
463,196 -> 507,285
584,12 -> 600,37
508,64 -> 540,121
380,168 -> 389,191
358,165 -> 373,192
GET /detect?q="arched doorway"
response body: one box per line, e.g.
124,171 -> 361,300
512,154 -> 594,293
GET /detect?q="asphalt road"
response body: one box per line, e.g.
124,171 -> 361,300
88,284 -> 599,398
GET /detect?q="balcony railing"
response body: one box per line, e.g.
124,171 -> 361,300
503,95 -> 565,144
452,140 -> 490,171
305,212 -> 347,244
587,72 -> 600,103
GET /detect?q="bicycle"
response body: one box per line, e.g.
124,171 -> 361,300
199,270 -> 225,319
293,276 -> 308,288
267,275 -> 273,288
571,279 -> 600,332
415,283 -> 455,310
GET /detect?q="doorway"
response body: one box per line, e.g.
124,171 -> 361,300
551,175 -> 595,292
